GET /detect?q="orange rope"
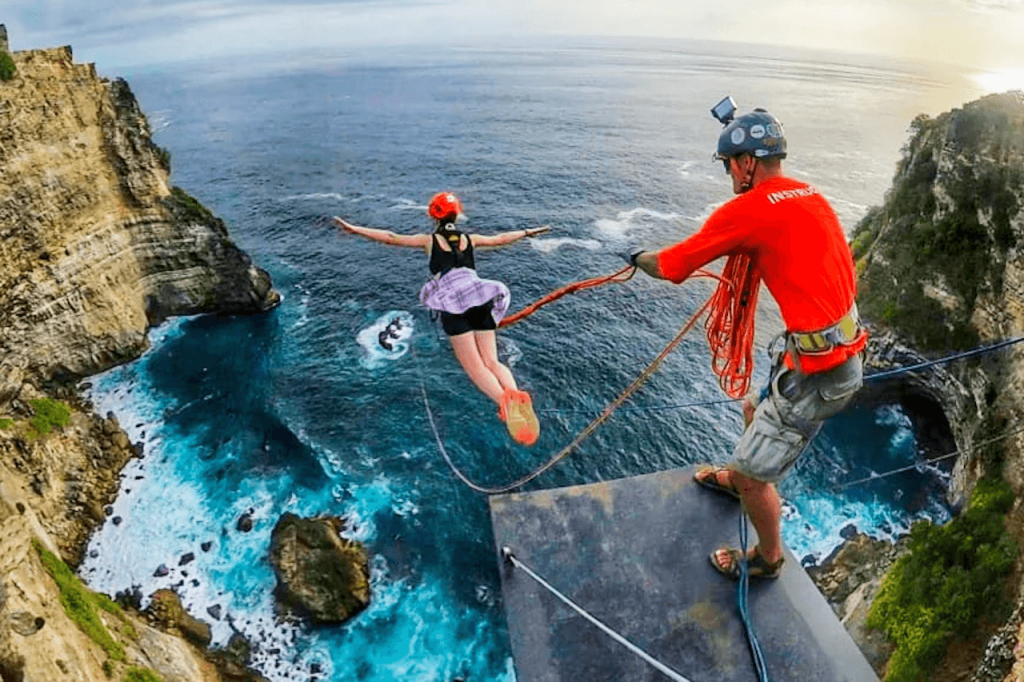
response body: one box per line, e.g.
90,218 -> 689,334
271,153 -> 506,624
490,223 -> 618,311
497,259 -> 759,400
704,254 -> 760,399
498,265 -> 637,328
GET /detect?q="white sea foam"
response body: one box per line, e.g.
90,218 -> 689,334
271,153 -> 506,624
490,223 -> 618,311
497,336 -> 523,369
279,191 -> 348,202
356,310 -> 415,369
593,206 -> 682,240
529,236 -> 602,253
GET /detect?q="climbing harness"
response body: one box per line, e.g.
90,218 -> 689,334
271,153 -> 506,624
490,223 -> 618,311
500,547 -> 695,682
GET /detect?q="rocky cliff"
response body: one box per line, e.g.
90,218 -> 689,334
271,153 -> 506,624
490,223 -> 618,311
0,45 -> 280,405
1,37 -> 278,682
832,91 -> 1024,680
854,91 -> 1024,508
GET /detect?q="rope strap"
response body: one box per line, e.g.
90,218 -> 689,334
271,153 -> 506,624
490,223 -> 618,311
501,547 -> 694,682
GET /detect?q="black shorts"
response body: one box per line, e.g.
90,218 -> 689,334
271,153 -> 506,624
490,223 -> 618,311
440,301 -> 497,336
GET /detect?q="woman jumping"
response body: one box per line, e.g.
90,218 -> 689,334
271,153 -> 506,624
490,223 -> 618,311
334,191 -> 549,446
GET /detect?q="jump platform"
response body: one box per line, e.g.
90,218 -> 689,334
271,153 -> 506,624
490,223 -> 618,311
489,466 -> 879,682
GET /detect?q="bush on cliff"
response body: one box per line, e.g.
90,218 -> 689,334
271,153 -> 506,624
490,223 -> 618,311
0,50 -> 15,81
867,477 -> 1017,682
28,397 -> 71,437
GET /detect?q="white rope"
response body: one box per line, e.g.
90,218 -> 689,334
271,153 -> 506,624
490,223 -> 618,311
501,547 -> 695,682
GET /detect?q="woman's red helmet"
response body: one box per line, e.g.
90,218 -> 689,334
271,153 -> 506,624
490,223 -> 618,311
427,192 -> 463,221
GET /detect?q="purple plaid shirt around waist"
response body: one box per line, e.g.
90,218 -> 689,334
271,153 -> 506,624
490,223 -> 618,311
419,267 -> 510,323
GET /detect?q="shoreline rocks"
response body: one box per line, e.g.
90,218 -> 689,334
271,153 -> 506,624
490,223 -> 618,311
269,513 -> 371,624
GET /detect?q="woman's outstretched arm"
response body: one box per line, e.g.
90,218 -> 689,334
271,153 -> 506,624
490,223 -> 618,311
471,225 -> 551,250
333,217 -> 431,249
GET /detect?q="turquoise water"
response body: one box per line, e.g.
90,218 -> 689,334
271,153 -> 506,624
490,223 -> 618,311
80,39 -> 960,681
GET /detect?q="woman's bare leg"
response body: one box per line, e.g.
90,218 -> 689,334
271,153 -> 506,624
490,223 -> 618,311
449,332 -> 506,404
473,330 -> 518,393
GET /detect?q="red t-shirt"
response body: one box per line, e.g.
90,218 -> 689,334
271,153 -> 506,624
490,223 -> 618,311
658,176 -> 866,373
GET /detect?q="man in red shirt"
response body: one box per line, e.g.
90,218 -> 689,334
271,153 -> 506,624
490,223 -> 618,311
629,103 -> 867,579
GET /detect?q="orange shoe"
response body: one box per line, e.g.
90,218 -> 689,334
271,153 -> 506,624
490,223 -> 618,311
498,389 -> 540,446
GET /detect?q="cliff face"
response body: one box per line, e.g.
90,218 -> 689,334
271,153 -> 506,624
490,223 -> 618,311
854,91 -> 1024,506
1,41 -> 277,682
0,46 -> 280,405
843,92 -> 1024,680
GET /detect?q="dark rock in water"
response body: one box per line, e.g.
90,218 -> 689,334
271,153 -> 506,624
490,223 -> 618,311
179,552 -> 195,566
201,541 -> 214,552
237,513 -> 254,533
207,604 -> 223,621
104,505 -> 113,516
839,523 -> 858,541
115,585 -> 144,610
268,513 -> 371,624
112,516 -> 122,526
153,564 -> 170,578
801,554 -> 817,568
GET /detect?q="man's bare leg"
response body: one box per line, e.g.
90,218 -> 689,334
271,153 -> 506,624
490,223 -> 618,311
711,469 -> 783,568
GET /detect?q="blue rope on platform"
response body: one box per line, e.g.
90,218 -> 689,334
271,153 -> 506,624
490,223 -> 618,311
738,512 -> 771,682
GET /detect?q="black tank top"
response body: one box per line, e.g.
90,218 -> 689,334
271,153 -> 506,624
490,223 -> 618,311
428,229 -> 476,275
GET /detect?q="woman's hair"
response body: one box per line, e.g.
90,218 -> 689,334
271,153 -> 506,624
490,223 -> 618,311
434,215 -> 458,233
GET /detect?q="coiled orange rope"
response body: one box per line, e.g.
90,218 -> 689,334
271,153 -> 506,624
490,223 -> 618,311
704,254 -> 760,399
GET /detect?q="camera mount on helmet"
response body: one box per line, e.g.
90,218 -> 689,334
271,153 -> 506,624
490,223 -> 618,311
711,96 -> 737,126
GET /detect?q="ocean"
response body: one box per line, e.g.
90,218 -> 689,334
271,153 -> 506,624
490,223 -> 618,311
79,37 -> 981,681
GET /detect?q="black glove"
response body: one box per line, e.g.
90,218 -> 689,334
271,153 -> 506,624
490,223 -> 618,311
623,249 -> 645,267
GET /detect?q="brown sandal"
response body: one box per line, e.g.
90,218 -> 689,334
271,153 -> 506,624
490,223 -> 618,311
694,465 -> 741,501
709,546 -> 784,580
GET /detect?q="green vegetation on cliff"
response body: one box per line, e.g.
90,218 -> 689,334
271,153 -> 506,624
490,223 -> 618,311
34,539 -> 134,663
866,477 -> 1017,682
29,397 -> 71,436
0,398 -> 71,438
0,50 -> 15,81
852,92 -> 1024,351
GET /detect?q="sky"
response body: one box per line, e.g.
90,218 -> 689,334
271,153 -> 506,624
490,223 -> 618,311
3,0 -> 1024,90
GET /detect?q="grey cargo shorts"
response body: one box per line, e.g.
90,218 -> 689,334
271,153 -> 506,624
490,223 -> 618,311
730,353 -> 863,484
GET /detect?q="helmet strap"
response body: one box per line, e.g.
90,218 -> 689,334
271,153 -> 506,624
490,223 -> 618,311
739,156 -> 757,193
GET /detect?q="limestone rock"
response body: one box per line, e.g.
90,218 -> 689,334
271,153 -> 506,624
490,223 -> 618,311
269,513 -> 371,624
0,45 -> 280,407
145,589 -> 212,647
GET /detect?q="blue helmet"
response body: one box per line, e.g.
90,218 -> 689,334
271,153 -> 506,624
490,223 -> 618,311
715,108 -> 787,161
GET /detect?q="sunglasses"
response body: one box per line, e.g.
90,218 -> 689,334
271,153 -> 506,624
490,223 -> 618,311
714,154 -> 732,174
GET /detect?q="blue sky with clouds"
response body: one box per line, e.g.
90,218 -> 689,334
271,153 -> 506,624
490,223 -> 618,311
4,0 -> 1024,85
